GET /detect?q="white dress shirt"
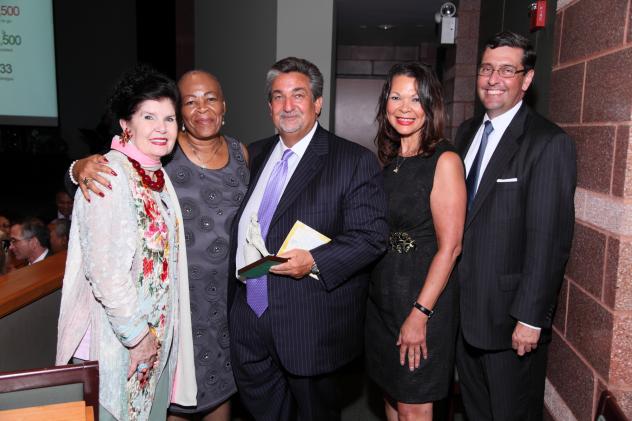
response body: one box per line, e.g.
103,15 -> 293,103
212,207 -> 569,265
57,211 -> 71,220
30,249 -> 49,265
464,100 -> 523,184
463,101 -> 540,331
235,122 -> 318,276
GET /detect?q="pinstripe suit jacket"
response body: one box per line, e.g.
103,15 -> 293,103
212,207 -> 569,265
229,125 -> 388,376
455,104 -> 576,351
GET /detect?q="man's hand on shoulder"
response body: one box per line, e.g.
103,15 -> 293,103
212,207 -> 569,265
511,322 -> 541,356
270,249 -> 314,279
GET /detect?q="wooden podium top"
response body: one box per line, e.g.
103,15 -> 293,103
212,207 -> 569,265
0,400 -> 94,420
0,251 -> 66,318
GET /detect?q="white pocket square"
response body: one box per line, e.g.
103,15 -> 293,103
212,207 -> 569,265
497,178 -> 518,183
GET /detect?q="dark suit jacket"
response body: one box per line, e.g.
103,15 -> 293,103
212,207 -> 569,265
455,104 -> 576,351
229,125 -> 388,376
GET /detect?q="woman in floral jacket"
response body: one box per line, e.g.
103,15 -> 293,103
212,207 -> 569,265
57,66 -> 197,421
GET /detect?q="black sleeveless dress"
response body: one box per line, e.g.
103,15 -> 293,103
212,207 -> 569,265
365,140 -> 459,403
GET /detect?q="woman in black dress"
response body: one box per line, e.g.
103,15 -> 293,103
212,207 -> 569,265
365,63 -> 466,420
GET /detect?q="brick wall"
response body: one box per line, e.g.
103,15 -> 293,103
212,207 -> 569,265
336,44 -> 437,77
545,0 -> 632,419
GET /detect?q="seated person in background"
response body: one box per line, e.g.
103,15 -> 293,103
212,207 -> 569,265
48,218 -> 70,254
0,214 -> 22,273
0,214 -> 9,254
0,244 -> 6,275
0,214 -> 10,238
55,190 -> 74,221
9,217 -> 50,266
0,215 -> 8,275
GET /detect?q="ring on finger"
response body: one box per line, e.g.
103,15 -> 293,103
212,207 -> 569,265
82,177 -> 92,186
136,362 -> 149,373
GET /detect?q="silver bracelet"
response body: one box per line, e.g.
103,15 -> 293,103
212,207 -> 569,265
69,160 -> 79,185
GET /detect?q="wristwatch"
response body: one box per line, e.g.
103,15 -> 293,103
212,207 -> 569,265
310,261 -> 320,275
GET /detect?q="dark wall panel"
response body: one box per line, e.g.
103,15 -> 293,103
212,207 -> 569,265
195,0 -> 277,144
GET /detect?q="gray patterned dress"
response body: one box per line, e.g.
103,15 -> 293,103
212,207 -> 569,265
165,136 -> 249,414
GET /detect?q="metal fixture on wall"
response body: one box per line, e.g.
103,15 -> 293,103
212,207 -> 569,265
434,2 -> 457,44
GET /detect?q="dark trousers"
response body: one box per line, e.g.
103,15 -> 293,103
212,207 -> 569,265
229,286 -> 341,421
455,331 -> 548,421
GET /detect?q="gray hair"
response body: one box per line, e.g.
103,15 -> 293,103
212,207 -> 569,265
265,57 -> 323,102
19,217 -> 49,248
50,218 -> 71,239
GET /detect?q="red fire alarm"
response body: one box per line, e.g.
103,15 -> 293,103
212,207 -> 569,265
529,0 -> 547,31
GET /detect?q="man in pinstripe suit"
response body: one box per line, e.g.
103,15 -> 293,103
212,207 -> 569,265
229,57 -> 388,421
454,31 -> 576,420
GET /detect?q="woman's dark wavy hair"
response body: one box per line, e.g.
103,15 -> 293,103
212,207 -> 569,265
375,62 -> 446,165
107,64 -> 180,136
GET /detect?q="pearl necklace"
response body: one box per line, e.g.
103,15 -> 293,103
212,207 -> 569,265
128,158 -> 165,192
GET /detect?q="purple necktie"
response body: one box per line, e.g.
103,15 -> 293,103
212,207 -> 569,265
247,148 -> 294,317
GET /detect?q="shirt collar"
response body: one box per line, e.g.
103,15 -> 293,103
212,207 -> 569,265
484,100 -> 522,133
278,122 -> 318,159
30,249 -> 49,265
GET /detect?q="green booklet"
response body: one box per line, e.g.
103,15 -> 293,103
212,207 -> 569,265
238,256 -> 288,279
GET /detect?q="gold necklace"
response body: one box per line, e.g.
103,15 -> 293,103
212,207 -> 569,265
393,156 -> 407,173
393,146 -> 421,174
187,136 -> 223,169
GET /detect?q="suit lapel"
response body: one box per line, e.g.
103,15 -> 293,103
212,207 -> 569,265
233,136 -> 277,232
269,126 -> 328,228
465,105 -> 528,229
457,117 -> 483,159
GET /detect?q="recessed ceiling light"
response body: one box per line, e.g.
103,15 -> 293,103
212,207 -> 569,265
377,24 -> 396,30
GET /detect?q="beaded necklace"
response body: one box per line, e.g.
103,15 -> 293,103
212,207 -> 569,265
128,157 -> 165,192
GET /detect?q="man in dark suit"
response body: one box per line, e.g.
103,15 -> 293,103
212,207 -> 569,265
9,217 -> 50,265
229,57 -> 388,421
454,31 -> 576,420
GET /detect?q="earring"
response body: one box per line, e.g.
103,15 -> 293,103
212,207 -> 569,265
181,123 -> 186,132
120,127 -> 132,145
222,117 -> 226,126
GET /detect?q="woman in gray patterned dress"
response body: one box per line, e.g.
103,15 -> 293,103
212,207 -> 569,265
71,71 -> 249,421
165,70 -> 248,420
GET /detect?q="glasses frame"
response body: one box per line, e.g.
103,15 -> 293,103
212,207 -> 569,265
9,236 -> 31,245
477,64 -> 527,79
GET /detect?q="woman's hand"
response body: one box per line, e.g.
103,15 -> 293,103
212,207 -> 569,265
74,154 -> 117,201
127,330 -> 160,386
397,309 -> 429,371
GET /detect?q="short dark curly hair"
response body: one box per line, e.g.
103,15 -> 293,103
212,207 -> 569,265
107,65 -> 180,129
484,31 -> 536,71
